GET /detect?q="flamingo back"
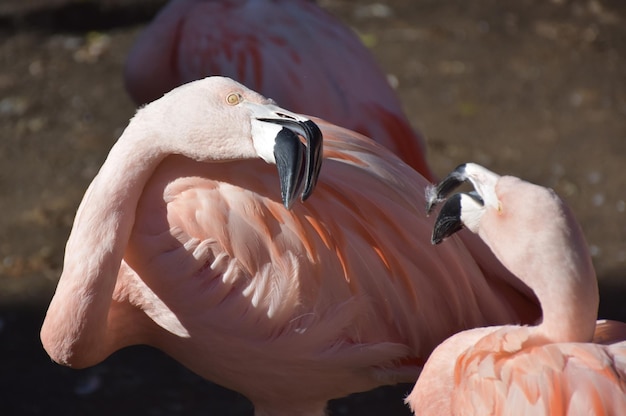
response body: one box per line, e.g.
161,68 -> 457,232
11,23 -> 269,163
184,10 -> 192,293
452,327 -> 626,415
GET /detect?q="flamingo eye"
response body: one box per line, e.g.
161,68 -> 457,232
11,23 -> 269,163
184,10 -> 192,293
226,93 -> 242,106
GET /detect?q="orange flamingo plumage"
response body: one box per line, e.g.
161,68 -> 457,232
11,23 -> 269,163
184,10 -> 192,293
124,0 -> 433,179
406,163 -> 626,415
41,78 -> 538,415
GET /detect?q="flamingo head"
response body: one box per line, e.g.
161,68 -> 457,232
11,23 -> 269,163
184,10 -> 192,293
152,76 -> 324,209
225,78 -> 323,209
425,163 -> 502,244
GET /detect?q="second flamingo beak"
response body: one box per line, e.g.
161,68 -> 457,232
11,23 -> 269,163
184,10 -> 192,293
426,163 -> 501,244
431,193 -> 484,244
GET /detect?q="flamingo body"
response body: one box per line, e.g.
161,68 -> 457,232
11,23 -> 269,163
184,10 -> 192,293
407,164 -> 626,415
124,0 -> 432,178
41,78 -> 537,415
457,329 -> 626,415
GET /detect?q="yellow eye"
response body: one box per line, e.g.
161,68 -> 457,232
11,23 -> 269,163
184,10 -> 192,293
226,93 -> 242,106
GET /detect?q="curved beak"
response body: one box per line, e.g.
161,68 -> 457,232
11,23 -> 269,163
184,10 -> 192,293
431,192 -> 484,244
259,117 -> 323,208
425,163 -> 470,215
426,163 -> 499,244
426,163 -> 500,214
248,102 -> 323,209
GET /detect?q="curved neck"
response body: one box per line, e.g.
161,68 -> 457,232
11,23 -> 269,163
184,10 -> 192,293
486,202 -> 599,344
459,232 -> 541,325
41,115 -> 168,365
67,117 -> 165,280
533,252 -> 599,343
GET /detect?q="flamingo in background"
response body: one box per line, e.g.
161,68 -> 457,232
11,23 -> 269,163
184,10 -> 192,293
407,163 -> 626,415
124,0 -> 433,179
41,77 -> 538,415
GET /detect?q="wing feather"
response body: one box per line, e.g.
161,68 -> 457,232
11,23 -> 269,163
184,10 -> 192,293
451,329 -> 626,415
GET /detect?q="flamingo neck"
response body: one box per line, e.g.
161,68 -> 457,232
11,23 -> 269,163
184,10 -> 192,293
532,260 -> 599,344
66,117 -> 167,274
511,208 -> 599,344
41,116 -> 169,365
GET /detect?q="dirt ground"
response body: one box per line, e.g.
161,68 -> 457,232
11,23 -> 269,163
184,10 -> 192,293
0,0 -> 624,414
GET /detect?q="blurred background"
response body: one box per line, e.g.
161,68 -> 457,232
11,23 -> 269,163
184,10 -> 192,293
0,0 -> 624,414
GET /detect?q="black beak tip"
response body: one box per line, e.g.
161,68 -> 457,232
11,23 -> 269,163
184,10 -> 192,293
263,118 -> 323,209
301,120 -> 323,201
282,196 -> 295,210
274,127 -> 305,210
427,163 -> 468,213
431,235 -> 444,245
431,193 -> 464,245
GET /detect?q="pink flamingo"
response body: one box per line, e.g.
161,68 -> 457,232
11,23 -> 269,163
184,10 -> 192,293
41,77 -> 538,415
406,163 -> 626,415
124,0 -> 433,179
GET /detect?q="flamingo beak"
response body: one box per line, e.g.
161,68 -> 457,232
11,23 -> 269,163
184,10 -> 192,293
431,193 -> 484,244
427,163 -> 500,244
425,163 -> 470,214
258,117 -> 323,209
